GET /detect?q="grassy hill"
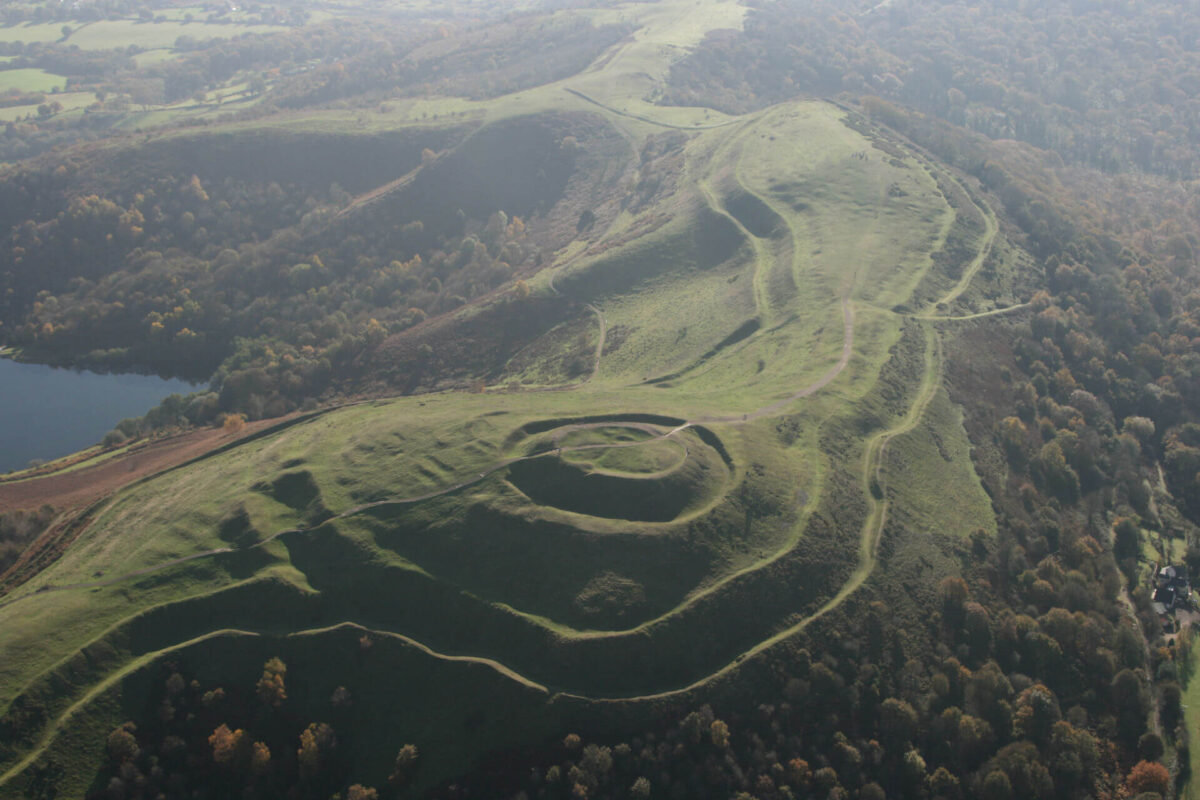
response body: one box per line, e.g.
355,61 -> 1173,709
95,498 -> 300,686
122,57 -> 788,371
0,0 -> 1024,795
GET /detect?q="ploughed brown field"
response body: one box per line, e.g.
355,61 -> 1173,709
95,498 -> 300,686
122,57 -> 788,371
0,416 -> 295,514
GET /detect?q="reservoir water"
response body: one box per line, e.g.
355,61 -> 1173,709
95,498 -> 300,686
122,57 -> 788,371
0,358 -> 199,474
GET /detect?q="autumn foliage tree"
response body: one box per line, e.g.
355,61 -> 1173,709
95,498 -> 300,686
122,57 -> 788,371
255,657 -> 287,708
710,719 -> 730,749
250,741 -> 271,776
1125,760 -> 1170,796
106,722 -> 139,763
297,722 -> 337,781
389,744 -> 419,788
208,723 -> 247,767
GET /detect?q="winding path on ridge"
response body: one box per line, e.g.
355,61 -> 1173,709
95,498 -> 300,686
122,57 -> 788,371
913,302 -> 1030,322
930,176 -> 1000,311
695,116 -> 778,328
545,263 -> 608,387
563,87 -> 743,131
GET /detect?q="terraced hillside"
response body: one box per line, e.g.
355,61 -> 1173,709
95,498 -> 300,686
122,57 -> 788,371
0,0 -> 1030,795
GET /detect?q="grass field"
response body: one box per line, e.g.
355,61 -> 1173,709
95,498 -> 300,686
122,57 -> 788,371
0,0 -> 1013,794
0,68 -> 65,93
0,17 -> 278,53
130,48 -> 180,68
70,20 -> 288,50
0,23 -> 64,44
0,15 -> 290,132
884,386 -> 996,538
0,90 -> 94,123
1184,635 -> 1200,800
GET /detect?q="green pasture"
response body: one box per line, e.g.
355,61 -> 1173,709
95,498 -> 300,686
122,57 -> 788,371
0,90 -> 94,122
1184,634 -> 1200,800
0,22 -> 65,44
110,85 -> 268,131
562,434 -> 686,474
150,6 -> 302,24
567,0 -> 746,105
0,18 -> 288,49
68,19 -> 289,50
884,386 -> 996,538
0,68 -> 65,93
130,48 -> 180,68
1,446 -> 103,481
498,313 -> 600,387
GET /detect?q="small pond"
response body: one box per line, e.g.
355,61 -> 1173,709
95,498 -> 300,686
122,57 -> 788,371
0,358 -> 200,474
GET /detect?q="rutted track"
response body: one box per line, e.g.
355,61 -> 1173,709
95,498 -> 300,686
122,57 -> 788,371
696,118 -> 776,327
914,302 -> 1030,322
563,87 -> 743,131
546,264 -> 608,386
930,178 -> 999,310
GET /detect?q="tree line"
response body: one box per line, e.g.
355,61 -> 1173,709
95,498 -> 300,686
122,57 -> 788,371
665,0 -> 1200,179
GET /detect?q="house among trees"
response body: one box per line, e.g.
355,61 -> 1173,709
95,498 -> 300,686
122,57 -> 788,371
1151,563 -> 1191,629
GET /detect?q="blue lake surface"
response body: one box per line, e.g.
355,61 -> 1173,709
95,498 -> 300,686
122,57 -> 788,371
0,358 -> 200,473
